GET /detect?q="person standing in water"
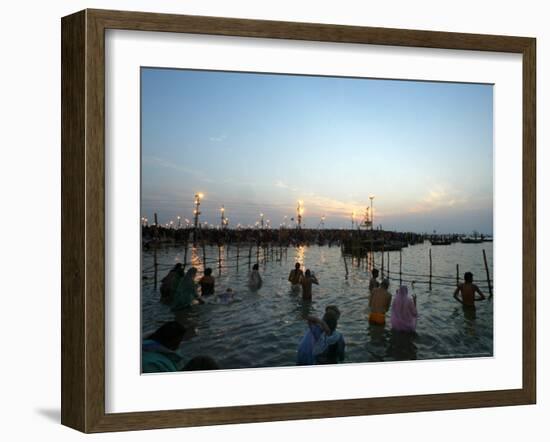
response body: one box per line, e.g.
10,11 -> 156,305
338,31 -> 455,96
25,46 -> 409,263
198,267 -> 215,296
288,262 -> 304,290
248,263 -> 263,290
368,278 -> 392,325
159,263 -> 183,305
369,268 -> 380,296
391,285 -> 418,333
170,267 -> 203,324
453,271 -> 486,310
297,305 -> 345,365
300,269 -> 319,301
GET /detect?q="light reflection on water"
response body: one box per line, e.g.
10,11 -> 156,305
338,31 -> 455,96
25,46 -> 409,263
142,242 -> 493,370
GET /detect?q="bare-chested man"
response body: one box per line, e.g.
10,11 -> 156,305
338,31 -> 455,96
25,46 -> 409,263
368,278 -> 392,325
300,269 -> 319,301
288,262 -> 304,290
453,272 -> 486,309
369,268 -> 380,296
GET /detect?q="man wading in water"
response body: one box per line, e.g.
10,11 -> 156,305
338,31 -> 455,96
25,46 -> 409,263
288,262 -> 304,291
300,269 -> 319,301
453,271 -> 486,317
368,278 -> 392,325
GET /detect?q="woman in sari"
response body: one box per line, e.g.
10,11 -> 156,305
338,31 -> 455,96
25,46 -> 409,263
170,267 -> 200,323
390,285 -> 418,333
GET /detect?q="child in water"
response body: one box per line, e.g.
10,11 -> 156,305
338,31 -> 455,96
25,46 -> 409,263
217,287 -> 236,304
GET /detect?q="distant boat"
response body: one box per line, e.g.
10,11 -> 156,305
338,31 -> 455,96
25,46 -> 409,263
431,239 -> 452,246
460,237 -> 483,244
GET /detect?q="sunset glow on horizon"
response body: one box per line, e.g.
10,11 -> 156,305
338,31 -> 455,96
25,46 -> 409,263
141,68 -> 493,234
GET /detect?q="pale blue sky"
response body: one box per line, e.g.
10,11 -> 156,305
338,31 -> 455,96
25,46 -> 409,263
141,68 -> 493,234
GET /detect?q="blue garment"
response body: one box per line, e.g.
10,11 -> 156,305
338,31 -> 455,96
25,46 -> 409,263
142,339 -> 184,373
296,324 -> 323,365
313,331 -> 345,364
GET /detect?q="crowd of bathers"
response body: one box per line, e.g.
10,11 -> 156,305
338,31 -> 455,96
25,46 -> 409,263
143,262 -> 487,373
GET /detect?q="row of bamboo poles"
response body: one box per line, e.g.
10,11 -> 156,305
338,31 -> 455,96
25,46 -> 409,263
145,240 -> 493,297
341,246 -> 493,296
147,240 -> 289,289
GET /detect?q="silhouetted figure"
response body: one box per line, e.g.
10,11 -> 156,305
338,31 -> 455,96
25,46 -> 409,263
369,268 -> 380,295
142,321 -> 193,373
160,263 -> 183,305
453,272 -> 486,313
199,267 -> 215,296
248,263 -> 263,290
300,269 -> 319,301
369,278 -> 392,325
288,262 -> 304,291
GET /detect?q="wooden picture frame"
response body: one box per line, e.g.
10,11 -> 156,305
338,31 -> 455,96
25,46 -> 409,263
61,9 -> 536,433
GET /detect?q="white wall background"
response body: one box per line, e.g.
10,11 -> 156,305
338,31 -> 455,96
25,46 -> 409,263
0,0 -> 546,440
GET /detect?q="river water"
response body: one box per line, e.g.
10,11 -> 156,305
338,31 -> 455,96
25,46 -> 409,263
142,241 -> 493,370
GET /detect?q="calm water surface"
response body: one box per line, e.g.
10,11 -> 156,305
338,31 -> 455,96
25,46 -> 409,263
142,241 -> 493,369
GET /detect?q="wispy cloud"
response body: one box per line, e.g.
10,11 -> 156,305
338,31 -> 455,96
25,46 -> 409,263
143,155 -> 214,183
408,185 -> 467,214
209,134 -> 227,142
271,180 -> 367,220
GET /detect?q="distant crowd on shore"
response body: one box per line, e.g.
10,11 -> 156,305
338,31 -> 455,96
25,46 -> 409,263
143,260 -> 487,373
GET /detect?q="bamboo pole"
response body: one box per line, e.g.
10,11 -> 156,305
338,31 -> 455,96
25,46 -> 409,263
218,245 -> 222,275
183,238 -> 188,272
341,245 -> 349,279
482,249 -> 493,297
248,244 -> 252,269
202,241 -> 207,269
456,263 -> 459,287
153,244 -> 158,290
429,248 -> 432,290
399,249 -> 403,286
381,245 -> 385,278
387,251 -> 390,278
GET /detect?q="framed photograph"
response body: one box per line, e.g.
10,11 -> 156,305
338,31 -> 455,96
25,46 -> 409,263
61,9 -> 536,433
